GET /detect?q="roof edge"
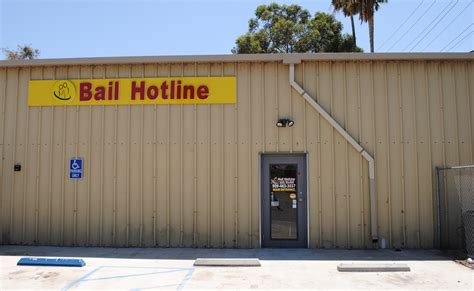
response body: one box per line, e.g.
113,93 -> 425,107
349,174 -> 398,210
0,53 -> 472,67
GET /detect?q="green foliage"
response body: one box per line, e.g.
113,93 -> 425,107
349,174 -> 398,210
232,3 -> 363,54
2,45 -> 40,60
339,34 -> 363,52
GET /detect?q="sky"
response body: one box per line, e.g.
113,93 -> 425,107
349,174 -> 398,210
0,0 -> 472,59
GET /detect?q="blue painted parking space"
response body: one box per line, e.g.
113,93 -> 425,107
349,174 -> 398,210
62,265 -> 194,291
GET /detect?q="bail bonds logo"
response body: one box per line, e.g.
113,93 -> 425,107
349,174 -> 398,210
51,80 -> 76,103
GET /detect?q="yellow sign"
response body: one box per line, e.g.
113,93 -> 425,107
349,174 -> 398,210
28,77 -> 236,106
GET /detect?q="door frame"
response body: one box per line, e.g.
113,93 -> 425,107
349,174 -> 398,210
259,152 -> 309,248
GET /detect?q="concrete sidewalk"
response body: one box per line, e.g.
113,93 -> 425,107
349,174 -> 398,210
1,246 -> 472,290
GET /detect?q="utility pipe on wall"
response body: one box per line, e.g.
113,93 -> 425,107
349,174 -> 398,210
288,63 -> 378,243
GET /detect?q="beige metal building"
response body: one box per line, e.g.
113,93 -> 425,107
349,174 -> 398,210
0,53 -> 472,249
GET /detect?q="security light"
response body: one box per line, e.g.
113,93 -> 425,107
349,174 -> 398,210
276,118 -> 294,128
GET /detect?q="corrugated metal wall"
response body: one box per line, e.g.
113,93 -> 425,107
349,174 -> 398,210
0,60 -> 472,249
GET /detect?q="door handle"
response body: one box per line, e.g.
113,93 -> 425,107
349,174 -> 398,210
298,191 -> 304,202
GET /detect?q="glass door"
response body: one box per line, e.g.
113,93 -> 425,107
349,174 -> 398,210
261,154 -> 307,247
270,164 -> 298,240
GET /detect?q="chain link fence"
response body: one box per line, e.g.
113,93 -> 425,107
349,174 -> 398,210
436,166 -> 474,258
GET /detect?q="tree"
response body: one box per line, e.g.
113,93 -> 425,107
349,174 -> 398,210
2,45 -> 40,60
356,0 -> 387,52
331,0 -> 359,51
232,3 -> 362,54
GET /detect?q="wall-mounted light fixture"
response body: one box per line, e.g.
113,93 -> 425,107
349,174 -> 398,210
276,118 -> 294,128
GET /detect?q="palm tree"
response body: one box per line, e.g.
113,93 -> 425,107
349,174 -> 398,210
331,0 -> 359,51
357,0 -> 388,53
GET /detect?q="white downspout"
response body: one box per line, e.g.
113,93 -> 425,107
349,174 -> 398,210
288,63 -> 378,243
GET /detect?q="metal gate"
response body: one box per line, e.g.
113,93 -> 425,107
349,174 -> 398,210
436,165 -> 474,257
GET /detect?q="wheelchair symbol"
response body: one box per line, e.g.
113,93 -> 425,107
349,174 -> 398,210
71,160 -> 80,170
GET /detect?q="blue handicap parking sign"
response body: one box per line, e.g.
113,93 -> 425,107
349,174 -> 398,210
70,158 -> 83,179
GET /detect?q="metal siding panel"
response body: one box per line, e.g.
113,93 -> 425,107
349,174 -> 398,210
73,66 -> 92,246
181,64 -> 196,247
168,64 -> 182,247
10,68 -> 22,243
0,68 -> 6,146
344,62 -> 364,248
111,65 -> 127,246
0,143 -> 3,244
36,67 -> 53,245
81,66 -> 93,246
17,69 -> 28,244
386,62 -> 405,248
373,62 -> 391,248
316,62 -> 324,248
0,67 -> 6,244
358,63 -> 373,248
264,63 -> 278,152
128,64 -> 144,247
331,62 -> 349,248
359,63 -> 375,154
60,66 -> 79,246
400,62 -> 420,248
196,63 -> 210,247
441,62 -> 462,249
470,62 -> 474,167
127,65 -> 140,247
138,65 -> 148,245
361,162 -> 370,248
89,65 -> 106,246
10,68 -> 26,244
277,63 -> 292,152
427,62 -> 447,248
103,65 -> 120,247
236,62 -> 250,248
413,62 -> 434,248
2,68 -> 19,244
23,67 -> 40,245
381,63 -> 394,248
358,63 -> 372,248
223,63 -> 237,247
261,62 -> 278,246
50,67 -> 65,245
449,62 -> 471,248
318,62 -> 335,247
13,68 -> 30,244
292,63 -> 305,152
155,64 -> 171,246
209,63 -> 223,247
341,63 -> 351,248
250,63 -> 263,247
190,63 -> 199,247
142,64 -> 157,247
302,62 -> 321,248
454,63 -> 472,165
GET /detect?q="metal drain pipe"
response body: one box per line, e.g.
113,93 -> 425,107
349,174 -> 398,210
288,63 -> 378,243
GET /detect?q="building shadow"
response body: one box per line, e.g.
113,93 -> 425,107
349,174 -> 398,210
0,245 -> 459,261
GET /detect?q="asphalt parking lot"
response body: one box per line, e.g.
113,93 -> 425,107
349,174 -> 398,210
0,246 -> 472,290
